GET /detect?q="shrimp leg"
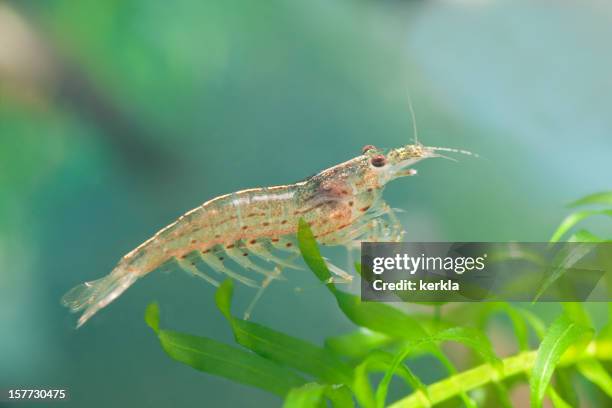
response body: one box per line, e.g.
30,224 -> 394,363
224,245 -> 286,280
381,203 -> 405,241
337,203 -> 404,251
243,264 -> 285,320
350,202 -> 405,242
197,250 -> 260,288
176,257 -> 220,287
248,240 -> 302,270
242,247 -> 305,320
323,258 -> 354,283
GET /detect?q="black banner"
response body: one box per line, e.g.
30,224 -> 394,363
361,243 -> 612,302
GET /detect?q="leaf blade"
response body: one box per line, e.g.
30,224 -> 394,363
533,243 -> 595,302
576,359 -> 612,397
283,383 -> 327,408
568,191 -> 612,207
550,209 -> 612,242
334,290 -> 429,341
146,303 -> 306,396
297,218 -> 334,284
215,279 -> 354,385
530,314 -> 592,407
145,302 -> 160,333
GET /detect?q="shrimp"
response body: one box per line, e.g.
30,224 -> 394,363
62,142 -> 474,327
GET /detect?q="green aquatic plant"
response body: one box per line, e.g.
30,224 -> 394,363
146,192 -> 612,407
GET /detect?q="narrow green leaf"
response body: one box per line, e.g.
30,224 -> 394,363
214,279 -> 233,321
215,279 -> 354,385
530,314 -> 593,407
326,385 -> 355,408
562,302 -> 592,328
548,388 -> 573,408
503,305 -> 529,351
577,359 -> 612,397
568,229 -> 605,243
568,191 -> 612,207
553,368 -> 579,407
516,308 -> 547,340
231,315 -> 354,385
145,302 -> 160,334
333,291 -> 428,342
353,357 -> 377,408
533,243 -> 594,302
297,218 -> 334,284
283,383 -> 327,408
160,330 -> 305,395
599,321 -> 612,340
150,325 -> 306,396
550,209 -> 612,242
479,303 -> 529,351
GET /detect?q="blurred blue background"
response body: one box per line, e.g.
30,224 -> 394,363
1,0 -> 611,406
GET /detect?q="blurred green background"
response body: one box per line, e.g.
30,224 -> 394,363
1,0 -> 611,406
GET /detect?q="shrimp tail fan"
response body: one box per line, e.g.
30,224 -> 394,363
61,269 -> 138,328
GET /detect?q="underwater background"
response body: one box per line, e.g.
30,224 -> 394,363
2,0 -> 612,406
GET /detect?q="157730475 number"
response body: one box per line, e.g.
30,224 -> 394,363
6,389 -> 68,400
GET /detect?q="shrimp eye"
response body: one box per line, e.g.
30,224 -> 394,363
362,145 -> 377,154
370,154 -> 386,167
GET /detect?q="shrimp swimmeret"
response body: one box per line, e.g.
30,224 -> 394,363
62,143 -> 474,327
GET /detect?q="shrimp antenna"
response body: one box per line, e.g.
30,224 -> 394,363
406,90 -> 419,145
429,146 -> 480,159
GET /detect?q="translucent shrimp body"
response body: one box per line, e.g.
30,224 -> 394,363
62,143 -> 460,327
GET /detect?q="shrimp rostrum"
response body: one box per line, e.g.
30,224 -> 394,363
62,143 -> 470,327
